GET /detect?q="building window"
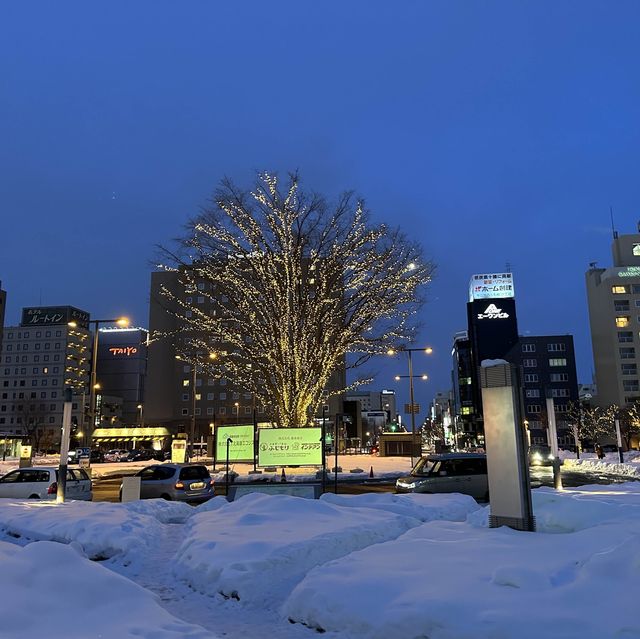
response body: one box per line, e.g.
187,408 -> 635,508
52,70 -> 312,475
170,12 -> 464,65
615,300 -> 631,312
550,373 -> 569,382
244,407 -> 251,414
182,394 -> 189,401
551,389 -> 570,398
207,407 -> 214,415
181,408 -> 189,416
219,378 -> 227,386
49,417 -> 55,423
525,389 -> 540,398
195,393 -> 201,401
523,359 -> 537,368
633,244 -> 640,256
549,358 -> 567,367
461,407 -> 473,415
613,285 -> 629,294
616,317 -> 630,328
622,364 -> 637,376
623,380 -> 639,392
633,285 -> 640,294
547,343 -> 566,352
219,392 -> 226,400
232,406 -> 238,415
521,344 -> 535,353
219,407 -> 226,415
620,347 -> 636,359
528,405 -> 542,414
195,408 -> 201,416
618,331 -> 634,343
207,393 -> 214,400
183,379 -> 190,387
555,404 -> 569,413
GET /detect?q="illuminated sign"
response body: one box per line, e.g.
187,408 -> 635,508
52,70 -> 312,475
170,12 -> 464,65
617,267 -> 640,278
21,306 -> 90,328
477,303 -> 510,320
215,424 -> 255,462
171,440 -> 186,464
108,346 -> 138,356
258,427 -> 322,466
469,273 -> 515,301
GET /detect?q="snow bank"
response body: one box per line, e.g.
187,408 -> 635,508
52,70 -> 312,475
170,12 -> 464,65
284,486 -> 640,639
174,492 -> 422,604
468,485 -> 640,532
0,499 -> 191,562
321,491 -> 480,522
285,521 -> 640,638
0,540 -> 216,639
564,456 -> 640,477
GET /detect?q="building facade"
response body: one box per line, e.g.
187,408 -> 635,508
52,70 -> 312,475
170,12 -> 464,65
0,306 -> 91,448
95,327 -> 148,425
586,226 -> 640,408
508,335 -> 579,446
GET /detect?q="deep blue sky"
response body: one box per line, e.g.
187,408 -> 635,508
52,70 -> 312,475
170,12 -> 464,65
2,2 -> 640,418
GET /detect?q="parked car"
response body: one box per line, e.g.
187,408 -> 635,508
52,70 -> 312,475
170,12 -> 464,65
104,449 -> 129,462
119,464 -> 214,503
68,449 -> 105,464
528,445 -> 555,466
0,467 -> 92,500
395,453 -> 488,500
125,449 -> 160,462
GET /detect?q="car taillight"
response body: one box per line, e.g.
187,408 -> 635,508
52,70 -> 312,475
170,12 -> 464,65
174,481 -> 185,490
48,482 -> 57,495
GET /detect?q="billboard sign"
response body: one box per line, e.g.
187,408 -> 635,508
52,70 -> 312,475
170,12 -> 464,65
215,424 -> 255,463
21,306 -> 90,329
258,427 -> 322,467
469,273 -> 514,302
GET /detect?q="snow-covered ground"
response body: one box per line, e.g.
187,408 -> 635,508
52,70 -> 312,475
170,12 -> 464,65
1,483 -> 640,638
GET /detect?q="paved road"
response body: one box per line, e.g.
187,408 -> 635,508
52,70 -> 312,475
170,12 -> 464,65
91,465 -> 638,502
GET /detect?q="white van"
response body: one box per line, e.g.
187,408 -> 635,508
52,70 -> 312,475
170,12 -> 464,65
396,453 -> 488,501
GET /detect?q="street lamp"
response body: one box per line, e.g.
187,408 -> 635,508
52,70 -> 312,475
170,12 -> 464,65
234,402 -> 240,425
137,404 -> 144,427
388,346 -> 433,467
74,316 -> 129,446
175,351 -> 220,460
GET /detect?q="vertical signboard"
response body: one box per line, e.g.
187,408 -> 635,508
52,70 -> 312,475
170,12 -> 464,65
215,425 -> 255,463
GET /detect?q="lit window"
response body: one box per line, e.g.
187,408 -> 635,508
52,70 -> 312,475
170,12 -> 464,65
549,358 -> 567,367
612,286 -> 629,294
633,244 -> 640,256
616,317 -> 630,328
183,380 -> 190,387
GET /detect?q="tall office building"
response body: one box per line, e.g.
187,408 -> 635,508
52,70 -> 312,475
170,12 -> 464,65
0,306 -> 91,447
145,269 -> 345,436
452,273 -> 578,448
586,225 -> 640,408
95,326 -> 148,425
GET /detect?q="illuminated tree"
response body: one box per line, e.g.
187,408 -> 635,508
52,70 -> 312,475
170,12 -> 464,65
161,171 -> 433,428
565,402 -> 616,456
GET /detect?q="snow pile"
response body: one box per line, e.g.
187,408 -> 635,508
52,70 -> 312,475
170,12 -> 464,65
0,500 -> 186,562
564,456 -> 640,477
284,486 -> 640,639
0,540 -> 216,639
321,491 -> 480,522
174,492 -> 422,604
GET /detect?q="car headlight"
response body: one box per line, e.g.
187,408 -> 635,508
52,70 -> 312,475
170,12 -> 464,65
397,480 -> 416,489
547,454 -> 554,460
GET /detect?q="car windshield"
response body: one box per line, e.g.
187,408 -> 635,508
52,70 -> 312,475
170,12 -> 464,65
411,458 -> 437,476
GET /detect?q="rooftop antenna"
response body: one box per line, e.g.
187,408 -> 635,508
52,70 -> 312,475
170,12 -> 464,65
610,206 -> 618,239
505,261 -> 512,273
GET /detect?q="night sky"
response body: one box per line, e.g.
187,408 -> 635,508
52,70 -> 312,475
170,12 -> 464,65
2,2 -> 640,417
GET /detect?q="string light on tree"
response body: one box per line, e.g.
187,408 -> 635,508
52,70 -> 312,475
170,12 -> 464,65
160,171 -> 434,428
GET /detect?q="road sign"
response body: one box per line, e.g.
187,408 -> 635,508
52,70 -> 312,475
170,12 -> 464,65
404,403 -> 420,414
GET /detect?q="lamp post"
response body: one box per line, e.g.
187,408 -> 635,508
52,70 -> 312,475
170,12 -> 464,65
73,316 -> 129,446
388,346 -> 432,468
176,351 -> 218,462
137,404 -> 144,427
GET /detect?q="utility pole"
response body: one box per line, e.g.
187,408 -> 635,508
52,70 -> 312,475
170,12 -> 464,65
56,388 -> 73,503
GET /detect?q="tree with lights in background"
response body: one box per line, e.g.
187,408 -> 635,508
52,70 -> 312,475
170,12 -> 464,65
161,172 -> 434,428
